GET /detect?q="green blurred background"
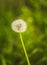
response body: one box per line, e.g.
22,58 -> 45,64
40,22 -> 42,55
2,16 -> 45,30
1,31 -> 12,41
0,0 -> 47,65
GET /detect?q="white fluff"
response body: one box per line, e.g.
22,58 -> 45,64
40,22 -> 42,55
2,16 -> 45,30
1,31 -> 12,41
11,19 -> 27,32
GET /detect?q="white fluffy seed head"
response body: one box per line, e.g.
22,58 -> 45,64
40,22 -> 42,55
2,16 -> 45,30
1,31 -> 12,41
11,19 -> 27,33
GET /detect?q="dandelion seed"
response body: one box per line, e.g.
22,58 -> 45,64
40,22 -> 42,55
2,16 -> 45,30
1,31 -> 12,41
11,19 -> 27,32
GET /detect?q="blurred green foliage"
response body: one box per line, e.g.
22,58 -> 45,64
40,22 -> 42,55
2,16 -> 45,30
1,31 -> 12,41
0,0 -> 47,65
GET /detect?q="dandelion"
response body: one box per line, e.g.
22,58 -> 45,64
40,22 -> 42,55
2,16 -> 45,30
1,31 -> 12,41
11,19 -> 27,32
11,19 -> 30,65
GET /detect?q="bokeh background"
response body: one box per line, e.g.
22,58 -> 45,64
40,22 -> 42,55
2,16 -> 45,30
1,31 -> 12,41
0,0 -> 47,65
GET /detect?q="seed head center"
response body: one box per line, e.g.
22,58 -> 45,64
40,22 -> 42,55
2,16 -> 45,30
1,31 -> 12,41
16,24 -> 22,30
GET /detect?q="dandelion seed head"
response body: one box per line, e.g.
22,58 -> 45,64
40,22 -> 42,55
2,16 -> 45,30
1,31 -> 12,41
11,19 -> 27,32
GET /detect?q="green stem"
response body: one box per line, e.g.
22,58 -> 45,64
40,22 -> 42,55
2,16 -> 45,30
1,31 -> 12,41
1,56 -> 6,65
19,33 -> 30,65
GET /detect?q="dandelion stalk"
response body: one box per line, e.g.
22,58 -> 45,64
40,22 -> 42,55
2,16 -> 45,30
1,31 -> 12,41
1,56 -> 6,65
20,33 -> 30,65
